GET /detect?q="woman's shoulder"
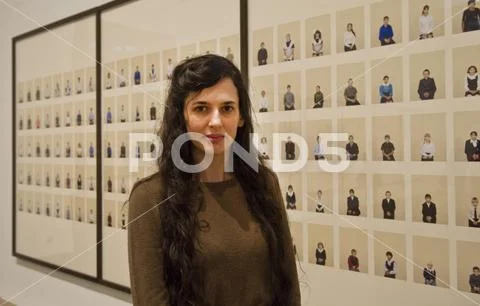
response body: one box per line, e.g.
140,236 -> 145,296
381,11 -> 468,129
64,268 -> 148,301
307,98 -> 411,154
128,171 -> 165,210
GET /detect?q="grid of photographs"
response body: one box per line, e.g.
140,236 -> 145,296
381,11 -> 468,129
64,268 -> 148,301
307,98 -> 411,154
251,0 -> 480,296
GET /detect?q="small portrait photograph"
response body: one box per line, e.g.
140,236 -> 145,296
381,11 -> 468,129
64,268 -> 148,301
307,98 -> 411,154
373,116 -> 403,161
162,48 -> 177,81
409,51 -> 445,101
371,57 -> 403,104
457,241 -> 480,293
118,200 -> 128,230
411,113 -> 447,162
336,6 -> 364,52
278,71 -> 301,111
340,227 -> 368,273
104,200 -> 117,228
252,75 -> 276,113
103,62 -> 115,90
253,27 -> 272,66
86,199 -> 96,224
86,66 -> 95,93
117,58 -> 130,88
104,131 -> 115,159
340,174 -> 366,217
52,74 -> 62,98
25,80 -> 33,102
17,81 -> 24,103
308,224 -> 333,267
74,69 -> 84,95
370,0 -> 402,47
63,72 -> 73,96
373,174 -> 405,221
374,232 -> 406,280
220,34 -> 240,66
305,14 -> 331,57
104,96 -> 115,124
86,166 -> 96,192
131,55 -> 145,86
455,176 -> 480,227
452,0 -> 480,34
277,21 -> 300,63
307,172 -> 333,214
146,52 -> 160,83
409,0 -> 445,41
74,197 -> 86,223
132,93 -> 144,122
306,67 -> 332,109
413,236 -> 450,288
117,95 -> 129,123
337,62 -> 365,106
278,173 -> 302,210
453,45 -> 480,98
454,111 -> 480,161
104,166 -> 115,193
411,175 -> 448,225
338,118 -> 365,161
34,78 -> 42,101
75,165 -> 85,191
42,76 -> 52,100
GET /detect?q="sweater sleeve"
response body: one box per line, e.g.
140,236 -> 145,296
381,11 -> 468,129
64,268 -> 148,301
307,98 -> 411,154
128,181 -> 169,306
268,171 -> 302,305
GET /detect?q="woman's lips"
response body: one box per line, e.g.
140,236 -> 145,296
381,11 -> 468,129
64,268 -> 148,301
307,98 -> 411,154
206,134 -> 224,143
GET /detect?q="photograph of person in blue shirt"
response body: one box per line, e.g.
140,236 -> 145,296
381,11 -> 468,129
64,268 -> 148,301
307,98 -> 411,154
379,16 -> 395,46
379,75 -> 394,103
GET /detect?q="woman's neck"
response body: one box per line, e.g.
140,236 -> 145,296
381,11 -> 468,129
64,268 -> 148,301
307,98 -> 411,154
193,148 -> 233,182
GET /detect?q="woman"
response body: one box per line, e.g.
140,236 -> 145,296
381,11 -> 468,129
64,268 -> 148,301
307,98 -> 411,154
312,30 -> 323,56
423,261 -> 436,286
283,33 -> 295,61
286,185 -> 297,210
316,242 -> 326,265
419,5 -> 434,39
313,135 -> 325,160
465,65 -> 480,96
344,23 -> 357,52
420,132 -> 435,161
127,54 -> 300,305
465,131 -> 480,161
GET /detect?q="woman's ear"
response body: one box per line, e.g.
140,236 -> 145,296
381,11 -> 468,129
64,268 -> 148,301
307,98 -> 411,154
238,117 -> 245,127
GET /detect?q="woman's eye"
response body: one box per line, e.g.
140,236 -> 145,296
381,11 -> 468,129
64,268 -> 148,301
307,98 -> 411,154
223,105 -> 234,112
194,106 -> 207,112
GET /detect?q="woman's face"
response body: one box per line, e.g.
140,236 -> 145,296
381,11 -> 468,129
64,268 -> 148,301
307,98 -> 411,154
347,23 -> 352,31
424,135 -> 431,142
423,7 -> 429,15
183,78 -> 244,156
469,67 -> 477,75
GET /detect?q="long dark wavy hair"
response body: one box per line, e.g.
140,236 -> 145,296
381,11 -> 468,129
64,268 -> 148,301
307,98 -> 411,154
156,54 -> 295,305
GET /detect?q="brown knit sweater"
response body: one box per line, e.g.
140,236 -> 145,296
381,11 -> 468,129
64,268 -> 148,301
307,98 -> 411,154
127,171 -> 301,306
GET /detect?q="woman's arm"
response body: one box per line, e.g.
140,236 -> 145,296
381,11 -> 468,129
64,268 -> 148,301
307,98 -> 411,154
268,171 -> 302,305
128,181 -> 169,306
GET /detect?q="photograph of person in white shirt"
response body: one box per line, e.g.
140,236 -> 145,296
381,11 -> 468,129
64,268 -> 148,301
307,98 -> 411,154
313,135 -> 326,160
259,90 -> 269,112
312,30 -> 323,56
465,65 -> 480,96
419,5 -> 434,39
258,136 -> 270,160
344,23 -> 357,52
283,33 -> 295,61
420,132 -> 435,161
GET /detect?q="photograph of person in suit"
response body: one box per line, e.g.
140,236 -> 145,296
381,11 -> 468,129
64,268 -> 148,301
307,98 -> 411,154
384,251 -> 397,279
344,78 -> 360,106
283,33 -> 295,61
468,197 -> 480,227
286,184 -> 296,210
417,69 -> 437,100
465,131 -> 480,161
284,85 -> 295,110
347,189 -> 360,216
379,75 -> 394,103
381,134 -> 395,161
315,189 -> 325,213
257,42 -> 268,66
313,135 -> 325,160
378,16 -> 395,46
285,136 -> 295,160
419,5 -> 434,39
420,132 -> 435,161
348,249 -> 360,271
346,135 -> 359,161
465,65 -> 480,96
382,191 -> 396,220
313,85 -> 324,108
312,30 -> 324,56
316,242 -> 326,265
462,0 -> 480,32
422,193 -> 437,224
471,266 -> 480,294
424,261 -> 436,286
344,23 -> 357,52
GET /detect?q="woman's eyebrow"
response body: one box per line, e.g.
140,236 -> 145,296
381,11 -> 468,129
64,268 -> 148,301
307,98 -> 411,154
191,100 -> 236,105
